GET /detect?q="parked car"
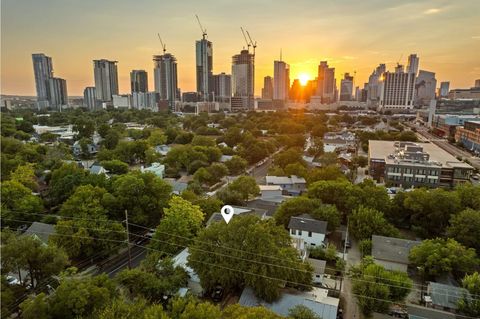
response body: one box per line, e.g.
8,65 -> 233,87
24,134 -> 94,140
342,239 -> 351,249
6,275 -> 20,286
211,285 -> 224,302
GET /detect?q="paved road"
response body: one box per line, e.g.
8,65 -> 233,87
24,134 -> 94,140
342,238 -> 362,319
97,244 -> 148,277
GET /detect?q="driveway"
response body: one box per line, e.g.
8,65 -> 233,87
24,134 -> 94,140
342,237 -> 362,319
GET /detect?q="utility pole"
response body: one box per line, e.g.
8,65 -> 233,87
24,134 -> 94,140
125,209 -> 132,269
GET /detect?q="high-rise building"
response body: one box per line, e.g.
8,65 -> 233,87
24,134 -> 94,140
231,49 -> 255,109
407,54 -> 419,75
273,60 -> 289,100
262,76 -> 273,99
196,39 -> 213,100
83,87 -> 97,109
153,53 -> 178,110
132,92 -> 159,110
475,79 -> 480,88
213,72 -> 231,102
93,59 -> 119,102
439,81 -> 450,98
316,61 -> 335,103
379,70 -> 416,110
340,73 -> 354,101
130,70 -> 148,93
415,70 -> 437,106
32,53 -> 54,109
47,77 -> 68,109
367,64 -> 386,105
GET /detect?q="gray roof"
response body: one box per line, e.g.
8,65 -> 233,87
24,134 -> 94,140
89,164 -> 105,175
427,282 -> 468,310
206,206 -> 267,226
246,199 -> 280,217
307,258 -> 326,275
239,287 -> 338,319
372,235 -> 421,265
288,214 -> 327,234
22,222 -> 55,244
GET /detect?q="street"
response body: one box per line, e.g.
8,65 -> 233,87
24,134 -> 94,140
342,238 -> 362,319
97,245 -> 148,277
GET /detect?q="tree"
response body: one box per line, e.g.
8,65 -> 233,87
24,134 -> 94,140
225,155 -> 248,175
223,304 -> 283,319
48,163 -> 87,206
103,172 -> 172,226
19,292 -> 50,319
103,130 -> 120,150
191,135 -> 216,147
93,299 -> 169,319
306,137 -> 324,157
0,179 -> 44,225
273,148 -> 305,169
100,160 -> 129,175
1,235 -> 68,289
73,117 -> 95,139
456,183 -> 480,210
318,152 -> 338,167
150,196 -> 204,254
458,272 -> 480,317
409,238 -> 478,278
306,166 -> 346,184
284,163 -> 308,179
188,215 -> 313,302
307,180 -> 355,213
447,209 -> 480,251
288,305 -> 322,319
312,204 -> 341,231
349,206 -> 399,241
352,155 -> 368,168
274,197 -> 322,227
228,176 -> 260,202
147,129 -> 167,146
351,257 -> 412,316
10,163 -> 38,190
224,127 -> 243,147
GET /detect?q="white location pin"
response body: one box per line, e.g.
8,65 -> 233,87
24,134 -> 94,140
220,205 -> 234,224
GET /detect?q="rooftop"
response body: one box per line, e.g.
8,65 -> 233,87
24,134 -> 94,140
288,214 -> 328,234
427,282 -> 469,310
266,175 -> 306,185
22,222 -> 55,244
371,235 -> 421,265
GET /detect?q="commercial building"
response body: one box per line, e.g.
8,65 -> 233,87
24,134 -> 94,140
231,49 -> 254,109
415,70 -> 437,106
339,73 -> 354,101
455,120 -> 480,154
407,54 -> 419,75
439,81 -> 450,98
112,94 -> 131,109
93,59 -> 119,102
431,114 -> 480,138
196,38 -> 213,100
153,53 -> 178,110
379,68 -> 416,110
83,87 -> 97,109
262,76 -> 273,99
32,53 -> 53,109
213,72 -> 231,102
131,92 -> 159,110
368,140 -> 473,188
130,70 -> 148,93
367,64 -> 386,106
47,77 -> 68,109
448,87 -> 480,100
273,60 -> 289,101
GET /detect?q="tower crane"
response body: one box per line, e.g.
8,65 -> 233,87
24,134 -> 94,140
240,27 -> 251,52
157,33 -> 166,54
195,14 -> 207,39
245,30 -> 257,56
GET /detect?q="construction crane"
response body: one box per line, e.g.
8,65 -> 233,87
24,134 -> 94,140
245,30 -> 257,56
195,14 -> 207,39
157,33 -> 166,54
240,27 -> 251,52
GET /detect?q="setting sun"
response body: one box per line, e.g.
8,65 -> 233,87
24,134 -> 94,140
298,73 -> 310,86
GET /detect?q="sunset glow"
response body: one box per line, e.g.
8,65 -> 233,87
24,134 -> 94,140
298,73 -> 310,86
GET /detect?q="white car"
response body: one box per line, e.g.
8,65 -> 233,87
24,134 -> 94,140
6,275 -> 20,286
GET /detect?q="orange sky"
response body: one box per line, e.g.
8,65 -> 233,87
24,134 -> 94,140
1,0 -> 479,96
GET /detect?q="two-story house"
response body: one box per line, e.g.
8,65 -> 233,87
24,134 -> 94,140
288,214 -> 328,256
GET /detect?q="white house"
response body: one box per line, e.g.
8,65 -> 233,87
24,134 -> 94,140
265,175 -> 306,196
288,214 -> 327,251
308,258 -> 327,284
172,248 -> 203,296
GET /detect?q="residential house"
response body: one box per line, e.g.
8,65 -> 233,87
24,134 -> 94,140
371,235 -> 421,272
206,206 -> 268,226
165,178 -> 189,195
307,258 -> 326,284
141,162 -> 165,178
425,282 -> 469,312
288,214 -> 328,256
89,162 -> 108,176
258,185 -> 287,203
72,140 -> 98,157
154,144 -> 171,156
239,286 -> 339,319
323,130 -> 356,153
22,222 -> 55,246
220,155 -> 233,163
265,175 -> 306,196
172,248 -> 203,296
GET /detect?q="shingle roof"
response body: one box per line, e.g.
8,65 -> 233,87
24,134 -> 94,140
307,258 -> 326,275
371,235 -> 421,265
22,222 -> 55,244
288,214 -> 327,234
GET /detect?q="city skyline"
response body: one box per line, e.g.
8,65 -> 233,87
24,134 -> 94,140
2,0 -> 480,96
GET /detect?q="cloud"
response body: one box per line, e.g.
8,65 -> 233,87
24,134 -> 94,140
424,8 -> 441,15
472,36 -> 480,40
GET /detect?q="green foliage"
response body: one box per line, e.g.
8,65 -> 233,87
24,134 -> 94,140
227,176 -> 260,201
456,183 -> 480,210
409,238 -> 478,278
273,148 -> 305,169
458,272 -> 480,317
0,179 -> 44,226
307,166 -> 346,184
47,162 -> 88,206
188,215 -> 313,302
150,196 -> 204,254
10,163 -> 38,190
312,204 -> 341,231
274,197 -> 322,227
309,244 -> 338,262
100,159 -> 129,175
318,152 -> 338,167
191,135 -> 216,147
288,304 -> 322,319
147,129 -> 167,146
447,209 -> 480,251
359,239 -> 372,257
351,258 -> 412,316
224,155 -> 248,175
349,206 -> 399,241
93,298 -> 169,319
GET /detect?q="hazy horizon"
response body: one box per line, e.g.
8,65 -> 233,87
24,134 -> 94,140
2,0 -> 479,96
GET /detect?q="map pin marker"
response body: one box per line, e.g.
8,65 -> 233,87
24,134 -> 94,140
221,205 -> 234,224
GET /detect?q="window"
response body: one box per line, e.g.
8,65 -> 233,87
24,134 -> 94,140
308,231 -> 312,237
291,229 -> 296,235
298,230 -> 302,236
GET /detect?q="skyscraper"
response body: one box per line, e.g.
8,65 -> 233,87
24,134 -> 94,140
153,53 -> 178,110
130,70 -> 148,93
213,72 -> 231,102
407,54 -> 419,75
196,38 -> 213,100
379,68 -> 416,110
231,49 -> 255,109
83,87 -> 97,109
439,82 -> 450,98
47,77 -> 68,109
340,73 -> 354,101
32,53 -> 53,109
273,60 -> 290,101
316,61 -> 335,103
475,79 -> 480,88
415,70 -> 437,106
367,64 -> 386,105
93,59 -> 119,102
262,76 -> 273,99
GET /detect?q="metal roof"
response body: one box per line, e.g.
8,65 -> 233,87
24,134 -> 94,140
372,235 -> 421,265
